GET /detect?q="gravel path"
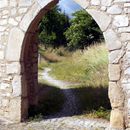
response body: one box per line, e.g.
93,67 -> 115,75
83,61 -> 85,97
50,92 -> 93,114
0,116 -> 109,130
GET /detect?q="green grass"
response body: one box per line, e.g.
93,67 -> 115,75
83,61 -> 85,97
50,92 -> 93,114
86,107 -> 110,120
47,43 -> 109,87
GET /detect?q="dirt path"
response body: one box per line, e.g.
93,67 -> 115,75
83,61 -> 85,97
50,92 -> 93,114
42,67 -> 79,88
42,67 -> 80,117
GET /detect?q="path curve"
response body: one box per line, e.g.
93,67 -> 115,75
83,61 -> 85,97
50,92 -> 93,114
42,67 -> 80,117
42,67 -> 79,88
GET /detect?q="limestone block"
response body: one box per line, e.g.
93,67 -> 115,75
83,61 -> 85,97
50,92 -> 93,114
19,3 -> 40,32
124,8 -> 130,13
9,0 -> 17,7
16,16 -> 22,22
10,8 -> 17,16
124,3 -> 130,7
101,6 -> 107,11
111,48 -> 125,64
122,77 -> 130,84
8,18 -> 18,26
113,15 -> 129,27
0,109 -> 4,116
2,99 -> 9,107
0,44 -> 4,50
109,82 -> 124,108
12,76 -> 22,97
0,50 -> 4,60
9,97 -> 21,122
101,0 -> 113,6
126,43 -> 130,51
0,34 -> 8,44
121,33 -> 130,42
86,9 -> 111,32
109,50 -> 120,64
107,5 -> 122,14
122,52 -> 130,68
124,68 -> 130,75
6,62 -> 20,74
91,0 -> 100,5
0,83 -> 10,90
104,29 -> 122,51
19,0 -> 32,7
118,27 -> 130,33
0,26 -> 6,32
0,98 -> 3,107
67,0 -> 89,9
110,109 -> 124,129
109,64 -> 121,81
0,0 -> 8,9
18,8 -> 27,14
1,92 -> 11,97
2,10 -> 9,15
114,0 -> 130,3
128,99 -> 130,109
2,15 -> 8,19
6,27 -> 24,61
0,19 -> 8,25
38,0 -> 56,8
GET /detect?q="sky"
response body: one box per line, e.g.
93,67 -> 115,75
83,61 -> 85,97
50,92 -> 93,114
58,0 -> 82,17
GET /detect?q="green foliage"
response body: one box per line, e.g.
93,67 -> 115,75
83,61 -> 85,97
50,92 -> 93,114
39,7 -> 103,50
39,6 -> 70,48
64,10 -> 103,50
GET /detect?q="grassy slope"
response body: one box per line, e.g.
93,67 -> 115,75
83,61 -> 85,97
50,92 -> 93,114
49,44 -> 109,88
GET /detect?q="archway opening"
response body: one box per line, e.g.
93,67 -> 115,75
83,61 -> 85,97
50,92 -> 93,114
21,0 -> 111,123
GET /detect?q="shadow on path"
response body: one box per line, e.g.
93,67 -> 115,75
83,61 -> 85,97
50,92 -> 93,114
29,83 -> 111,119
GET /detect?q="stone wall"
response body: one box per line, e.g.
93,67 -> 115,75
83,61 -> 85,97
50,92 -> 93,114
0,0 -> 130,129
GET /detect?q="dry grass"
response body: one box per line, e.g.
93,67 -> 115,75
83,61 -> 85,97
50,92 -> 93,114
48,43 -> 109,87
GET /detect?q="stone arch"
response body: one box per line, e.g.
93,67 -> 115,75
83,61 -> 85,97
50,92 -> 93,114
1,0 -> 130,129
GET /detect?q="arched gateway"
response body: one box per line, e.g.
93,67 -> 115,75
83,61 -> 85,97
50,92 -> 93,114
0,0 -> 130,129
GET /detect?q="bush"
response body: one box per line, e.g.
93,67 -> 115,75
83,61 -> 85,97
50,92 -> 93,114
64,10 -> 103,50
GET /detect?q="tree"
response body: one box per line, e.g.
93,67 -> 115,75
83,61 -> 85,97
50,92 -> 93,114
64,10 -> 103,50
38,6 -> 70,48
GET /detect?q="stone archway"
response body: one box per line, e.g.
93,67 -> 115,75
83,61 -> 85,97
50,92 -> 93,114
0,0 -> 130,129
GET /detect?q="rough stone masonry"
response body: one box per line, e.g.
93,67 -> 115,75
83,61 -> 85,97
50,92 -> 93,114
0,0 -> 130,129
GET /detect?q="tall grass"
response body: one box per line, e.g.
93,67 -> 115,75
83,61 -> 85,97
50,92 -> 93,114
49,43 -> 108,87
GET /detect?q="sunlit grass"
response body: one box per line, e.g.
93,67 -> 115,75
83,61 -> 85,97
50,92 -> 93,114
47,43 -> 109,87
